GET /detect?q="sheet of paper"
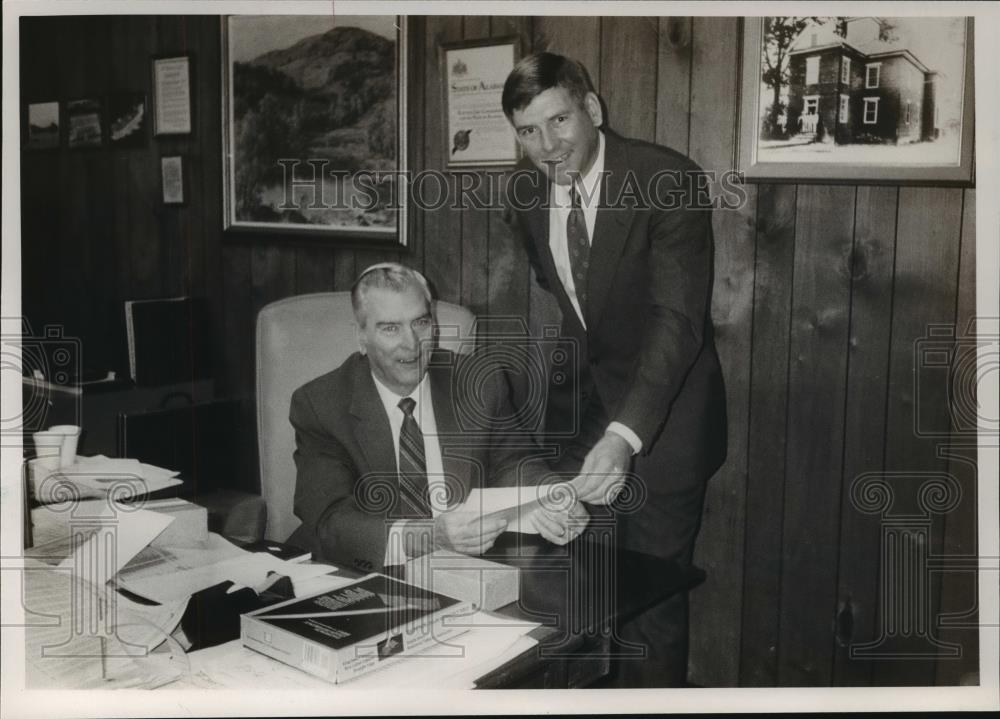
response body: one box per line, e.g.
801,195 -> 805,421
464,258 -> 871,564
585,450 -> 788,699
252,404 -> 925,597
349,610 -> 540,689
290,570 -> 354,598
113,589 -> 190,654
119,532 -> 247,582
118,543 -> 337,603
56,507 -> 173,583
30,498 -> 118,546
23,562 -> 186,689
179,640 -> 331,689
46,455 -> 183,497
459,487 -> 542,533
27,502 -> 174,588
23,564 -> 106,688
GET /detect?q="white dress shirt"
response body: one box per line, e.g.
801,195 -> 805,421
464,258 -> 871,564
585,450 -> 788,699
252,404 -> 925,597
545,131 -> 642,455
547,131 -> 605,328
371,372 -> 447,566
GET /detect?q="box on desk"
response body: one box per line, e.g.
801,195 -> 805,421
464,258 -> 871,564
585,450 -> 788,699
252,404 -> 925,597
405,550 -> 519,612
241,573 -> 474,684
145,498 -> 208,547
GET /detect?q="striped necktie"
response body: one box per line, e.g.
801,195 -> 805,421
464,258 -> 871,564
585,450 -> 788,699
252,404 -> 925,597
567,183 -> 590,316
397,397 -> 431,518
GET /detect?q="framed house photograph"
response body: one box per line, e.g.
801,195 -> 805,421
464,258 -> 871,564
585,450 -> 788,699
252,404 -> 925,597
64,97 -> 103,148
24,101 -> 59,149
108,92 -> 148,148
222,15 -> 407,244
737,16 -> 974,184
440,37 -> 520,168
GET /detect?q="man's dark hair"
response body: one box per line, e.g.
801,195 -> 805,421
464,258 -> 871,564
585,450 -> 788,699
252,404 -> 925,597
501,52 -> 596,119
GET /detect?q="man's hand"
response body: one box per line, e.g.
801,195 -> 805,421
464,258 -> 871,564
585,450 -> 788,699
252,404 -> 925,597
572,431 -> 632,504
531,499 -> 589,545
433,510 -> 507,555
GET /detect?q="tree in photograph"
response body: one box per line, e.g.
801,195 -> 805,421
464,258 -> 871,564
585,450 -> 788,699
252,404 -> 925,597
234,93 -> 307,220
761,17 -> 824,138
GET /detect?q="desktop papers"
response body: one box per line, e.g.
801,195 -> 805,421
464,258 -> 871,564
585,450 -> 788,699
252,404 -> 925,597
22,507 -> 189,691
26,500 -> 175,584
116,534 -> 338,603
30,454 -> 182,501
23,565 -> 188,689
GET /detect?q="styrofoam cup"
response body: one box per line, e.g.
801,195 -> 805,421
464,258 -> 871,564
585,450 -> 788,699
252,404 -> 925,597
32,430 -> 62,458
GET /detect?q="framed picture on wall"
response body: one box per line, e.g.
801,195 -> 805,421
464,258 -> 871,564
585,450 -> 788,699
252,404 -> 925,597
737,16 -> 974,184
160,155 -> 186,205
108,92 -> 148,148
24,101 -> 60,150
440,36 -> 521,168
65,97 -> 104,149
152,55 -> 193,135
221,15 -> 407,245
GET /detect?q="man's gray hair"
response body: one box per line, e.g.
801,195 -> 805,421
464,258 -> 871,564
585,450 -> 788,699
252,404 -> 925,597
351,262 -> 433,327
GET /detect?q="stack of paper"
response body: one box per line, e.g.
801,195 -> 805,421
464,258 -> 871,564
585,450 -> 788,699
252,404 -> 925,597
30,454 -> 182,503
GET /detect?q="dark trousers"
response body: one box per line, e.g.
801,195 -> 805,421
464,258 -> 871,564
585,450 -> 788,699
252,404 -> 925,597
547,392 -> 708,688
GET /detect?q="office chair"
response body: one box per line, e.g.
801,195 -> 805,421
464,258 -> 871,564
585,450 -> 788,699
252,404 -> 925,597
255,292 -> 476,541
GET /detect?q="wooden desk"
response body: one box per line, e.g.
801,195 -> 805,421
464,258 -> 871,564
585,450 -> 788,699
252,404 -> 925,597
476,530 -> 705,688
245,530 -> 702,689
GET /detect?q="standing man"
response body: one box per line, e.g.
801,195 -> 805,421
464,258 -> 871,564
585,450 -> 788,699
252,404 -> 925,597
502,53 -> 727,687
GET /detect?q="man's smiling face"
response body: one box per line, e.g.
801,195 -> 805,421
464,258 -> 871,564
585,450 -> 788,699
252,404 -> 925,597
510,86 -> 603,186
357,285 -> 434,396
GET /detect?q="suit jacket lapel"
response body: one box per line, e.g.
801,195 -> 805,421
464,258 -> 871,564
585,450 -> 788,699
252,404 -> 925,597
427,361 -> 472,503
349,358 -> 397,481
588,132 -> 636,331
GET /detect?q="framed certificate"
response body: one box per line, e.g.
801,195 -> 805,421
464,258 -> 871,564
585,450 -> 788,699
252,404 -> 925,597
160,155 -> 185,205
440,37 -> 521,168
152,55 -> 193,136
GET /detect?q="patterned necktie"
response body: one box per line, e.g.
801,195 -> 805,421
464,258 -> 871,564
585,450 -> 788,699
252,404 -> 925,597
397,397 -> 430,518
567,183 -> 591,316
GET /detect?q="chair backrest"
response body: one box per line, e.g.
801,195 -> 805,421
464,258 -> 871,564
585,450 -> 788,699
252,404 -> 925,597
255,291 -> 476,541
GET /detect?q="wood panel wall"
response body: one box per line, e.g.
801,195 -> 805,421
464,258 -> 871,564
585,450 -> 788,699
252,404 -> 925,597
18,14 -> 978,687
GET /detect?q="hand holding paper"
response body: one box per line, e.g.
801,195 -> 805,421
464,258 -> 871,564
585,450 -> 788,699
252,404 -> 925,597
434,510 -> 507,555
570,431 -> 631,504
531,497 -> 589,546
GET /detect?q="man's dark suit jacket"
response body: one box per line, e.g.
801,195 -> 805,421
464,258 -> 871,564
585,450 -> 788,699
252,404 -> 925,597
288,350 -> 545,573
506,130 -> 727,555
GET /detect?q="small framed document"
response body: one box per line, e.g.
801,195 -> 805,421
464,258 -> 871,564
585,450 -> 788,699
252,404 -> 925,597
440,37 -> 520,168
152,55 -> 193,136
160,155 -> 185,205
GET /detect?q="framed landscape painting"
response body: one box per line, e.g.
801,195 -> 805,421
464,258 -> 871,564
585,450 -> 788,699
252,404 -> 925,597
738,16 -> 974,184
222,15 -> 407,244
25,101 -> 59,149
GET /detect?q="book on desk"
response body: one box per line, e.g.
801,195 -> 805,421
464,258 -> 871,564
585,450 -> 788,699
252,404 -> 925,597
241,573 -> 475,684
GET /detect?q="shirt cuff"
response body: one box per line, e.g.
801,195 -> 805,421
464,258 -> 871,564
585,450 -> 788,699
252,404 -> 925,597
607,422 -> 642,455
383,520 -> 409,568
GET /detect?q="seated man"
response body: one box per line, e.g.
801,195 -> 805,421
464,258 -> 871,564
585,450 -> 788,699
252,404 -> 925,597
288,263 -> 585,572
